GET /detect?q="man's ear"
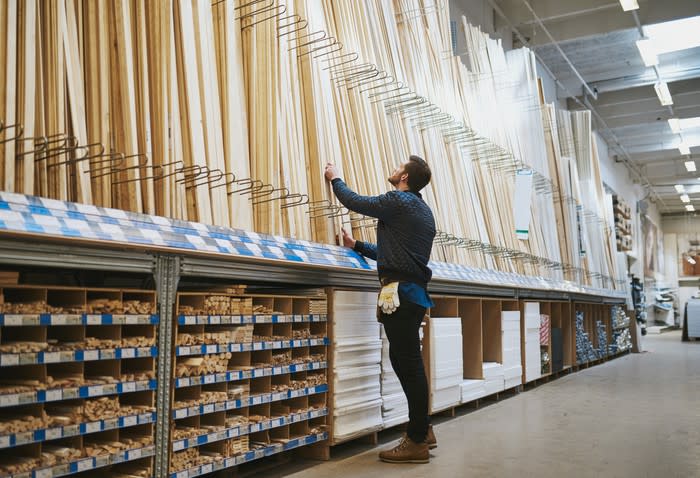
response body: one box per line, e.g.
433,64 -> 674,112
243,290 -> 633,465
401,173 -> 408,182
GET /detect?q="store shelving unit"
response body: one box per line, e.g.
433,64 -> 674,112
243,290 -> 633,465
0,192 -> 629,477
0,286 -> 158,477
169,291 -> 329,477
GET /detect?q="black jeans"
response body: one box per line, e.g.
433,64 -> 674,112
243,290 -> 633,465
380,300 -> 430,443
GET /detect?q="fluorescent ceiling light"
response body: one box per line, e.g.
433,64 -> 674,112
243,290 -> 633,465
686,204 -> 696,212
680,117 -> 700,131
679,142 -> 691,155
668,118 -> 681,134
654,81 -> 673,106
681,194 -> 690,203
644,16 -> 700,55
686,161 -> 697,172
619,0 -> 639,11
636,38 -> 659,66
675,184 -> 685,193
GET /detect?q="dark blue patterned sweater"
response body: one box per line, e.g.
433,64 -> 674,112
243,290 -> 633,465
331,178 -> 436,288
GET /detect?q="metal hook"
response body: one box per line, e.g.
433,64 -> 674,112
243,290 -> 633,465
337,67 -> 380,89
249,182 -> 276,200
313,41 -> 343,59
322,52 -> 360,71
14,135 -> 49,158
297,37 -> 338,58
277,15 -> 308,38
330,62 -> 376,82
175,165 -> 203,185
88,152 -> 127,179
194,167 -> 225,188
240,3 -> 287,29
0,123 -> 23,144
349,71 -> 393,91
288,30 -> 327,52
280,193 -> 309,209
211,171 -> 238,189
112,160 -> 183,185
46,141 -> 105,168
234,0 -> 272,18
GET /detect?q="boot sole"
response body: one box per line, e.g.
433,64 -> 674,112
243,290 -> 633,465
380,457 -> 430,464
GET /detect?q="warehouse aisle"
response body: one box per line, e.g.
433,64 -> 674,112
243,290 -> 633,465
259,331 -> 700,478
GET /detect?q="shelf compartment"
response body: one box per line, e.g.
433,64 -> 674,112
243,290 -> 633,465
169,432 -> 327,478
0,411 -> 156,449
174,362 -> 328,389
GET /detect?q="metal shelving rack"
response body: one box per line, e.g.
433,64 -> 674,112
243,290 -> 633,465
0,192 -> 628,478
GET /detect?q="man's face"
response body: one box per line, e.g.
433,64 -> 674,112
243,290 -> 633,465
388,162 -> 408,187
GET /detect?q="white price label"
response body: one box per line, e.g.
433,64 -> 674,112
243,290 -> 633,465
0,354 -> 19,366
122,415 -> 137,427
202,464 -> 213,474
63,425 -> 79,436
101,349 -> 116,360
203,375 -> 215,384
88,385 -> 104,397
45,427 -> 62,440
129,448 -> 142,460
43,352 -> 60,363
77,458 -> 94,472
85,421 -> 102,433
173,441 -> 185,452
86,314 -> 101,324
120,348 -> 135,358
273,341 -> 282,349
104,418 -> 118,429
34,468 -> 52,478
177,378 -> 188,388
176,471 -> 187,478
179,346 -> 190,356
14,432 -> 33,445
210,316 -> 221,324
4,315 -> 23,325
0,394 -> 20,406
62,387 -> 78,399
174,409 -> 187,419
83,350 -> 99,361
253,342 -> 263,351
0,435 -> 11,448
203,404 -> 214,414
52,314 -> 68,325
206,345 -> 217,354
121,381 -> 136,393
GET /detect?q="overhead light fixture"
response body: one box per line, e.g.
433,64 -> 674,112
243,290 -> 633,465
668,118 -> 681,133
654,81 -> 673,105
619,0 -> 639,11
686,161 -> 698,172
688,256 -> 697,265
681,194 -> 690,203
637,38 -> 659,66
675,184 -> 685,193
679,117 -> 700,130
679,142 -> 691,155
644,16 -> 700,55
686,204 -> 696,212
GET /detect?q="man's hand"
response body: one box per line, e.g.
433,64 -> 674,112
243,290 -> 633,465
341,228 -> 356,249
324,163 -> 339,182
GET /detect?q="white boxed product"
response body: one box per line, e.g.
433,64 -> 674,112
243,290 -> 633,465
428,318 -> 463,412
503,365 -> 522,380
333,364 -> 381,409
334,338 -> 382,367
333,399 -> 383,441
504,375 -> 522,389
482,362 -> 504,380
484,378 -> 505,395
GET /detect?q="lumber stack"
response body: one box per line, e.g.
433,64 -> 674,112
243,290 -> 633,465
0,0 -> 621,290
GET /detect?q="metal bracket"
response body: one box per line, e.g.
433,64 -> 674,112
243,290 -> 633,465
154,255 -> 180,478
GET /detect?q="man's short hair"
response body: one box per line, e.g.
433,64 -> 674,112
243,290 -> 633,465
405,155 -> 431,192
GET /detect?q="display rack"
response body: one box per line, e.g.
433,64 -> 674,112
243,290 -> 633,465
0,286 -> 158,477
0,193 -> 629,478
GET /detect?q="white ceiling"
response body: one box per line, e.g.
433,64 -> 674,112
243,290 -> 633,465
493,0 -> 700,213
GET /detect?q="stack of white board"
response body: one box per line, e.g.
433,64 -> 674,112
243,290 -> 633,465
429,317 -> 463,412
524,302 -> 542,382
502,310 -> 523,389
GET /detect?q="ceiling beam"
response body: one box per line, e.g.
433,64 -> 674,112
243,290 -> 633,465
495,0 -> 700,46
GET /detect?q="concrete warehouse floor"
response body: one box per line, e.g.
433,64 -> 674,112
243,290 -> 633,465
255,331 -> 700,478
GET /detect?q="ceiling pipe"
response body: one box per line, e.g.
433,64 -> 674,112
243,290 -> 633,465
486,0 -> 667,210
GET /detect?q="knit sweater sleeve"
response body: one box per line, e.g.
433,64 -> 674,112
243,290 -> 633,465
331,178 -> 395,222
353,240 -> 377,261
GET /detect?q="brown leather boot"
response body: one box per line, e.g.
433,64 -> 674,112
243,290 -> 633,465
426,424 -> 437,450
379,437 -> 429,464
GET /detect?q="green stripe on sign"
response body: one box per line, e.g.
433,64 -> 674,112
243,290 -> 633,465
515,229 -> 528,234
